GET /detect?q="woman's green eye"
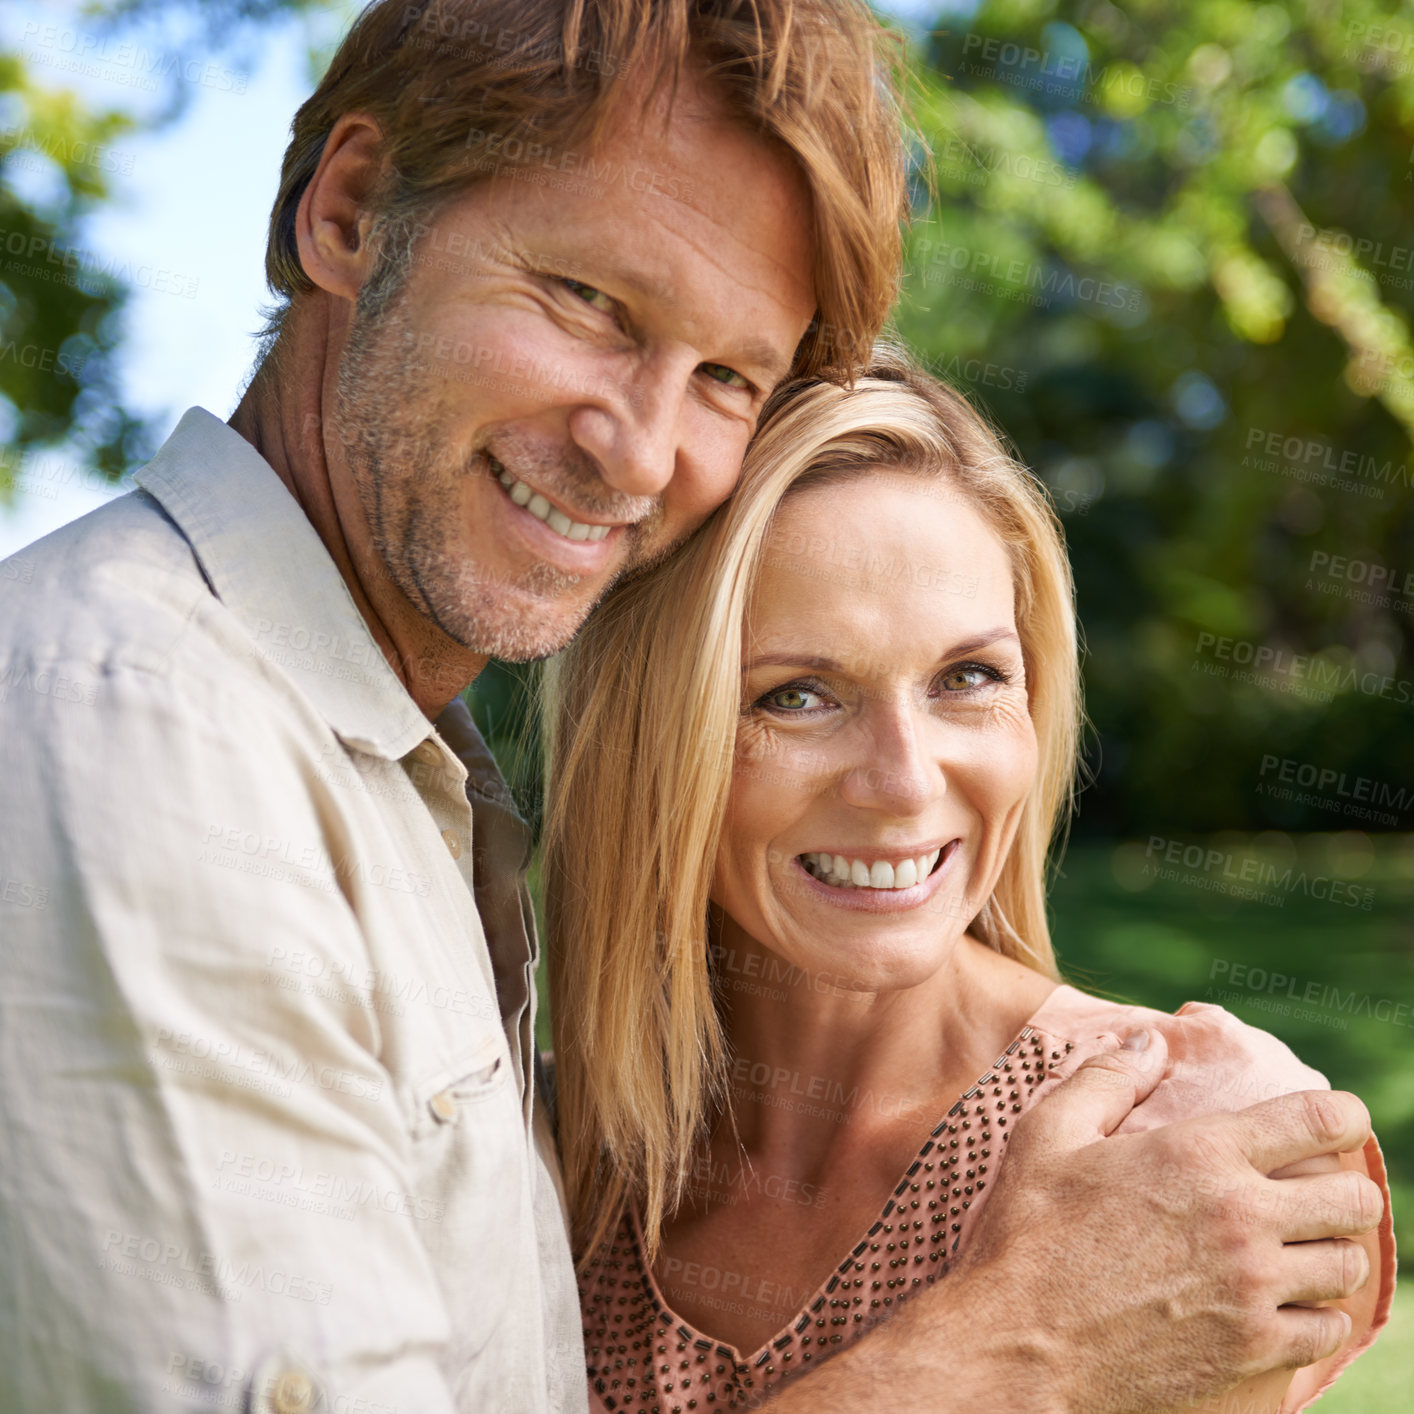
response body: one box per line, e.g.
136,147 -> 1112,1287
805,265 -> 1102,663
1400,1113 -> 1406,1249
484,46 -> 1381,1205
941,667 -> 990,692
565,279 -> 614,313
703,363 -> 750,390
764,686 -> 823,711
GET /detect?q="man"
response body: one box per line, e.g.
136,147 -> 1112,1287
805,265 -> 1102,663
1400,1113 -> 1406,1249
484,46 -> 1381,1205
0,2 -> 1381,1411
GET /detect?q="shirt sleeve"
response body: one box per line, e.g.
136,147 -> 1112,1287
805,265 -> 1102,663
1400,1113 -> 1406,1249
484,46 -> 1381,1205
0,658 -> 459,1412
1119,1001 -> 1397,1412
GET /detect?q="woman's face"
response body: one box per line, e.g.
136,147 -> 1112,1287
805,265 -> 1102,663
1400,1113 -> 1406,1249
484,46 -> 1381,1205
711,472 -> 1038,993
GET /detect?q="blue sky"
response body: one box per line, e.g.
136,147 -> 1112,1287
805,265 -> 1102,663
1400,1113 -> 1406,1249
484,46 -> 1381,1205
0,0 -> 947,557
0,0 -> 345,556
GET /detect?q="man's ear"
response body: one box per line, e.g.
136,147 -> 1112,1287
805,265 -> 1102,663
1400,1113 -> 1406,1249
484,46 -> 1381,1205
295,112 -> 384,301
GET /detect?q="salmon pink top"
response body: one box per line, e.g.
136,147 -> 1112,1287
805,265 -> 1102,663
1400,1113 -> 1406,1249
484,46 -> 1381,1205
578,985 -> 1396,1413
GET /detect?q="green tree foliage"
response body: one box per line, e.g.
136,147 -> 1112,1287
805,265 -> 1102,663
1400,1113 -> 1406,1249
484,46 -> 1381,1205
0,49 -> 143,491
901,0 -> 1414,835
0,0 -> 332,500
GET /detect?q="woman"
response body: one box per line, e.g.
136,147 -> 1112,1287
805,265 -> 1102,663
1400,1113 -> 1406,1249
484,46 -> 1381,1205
542,349 -> 1395,1412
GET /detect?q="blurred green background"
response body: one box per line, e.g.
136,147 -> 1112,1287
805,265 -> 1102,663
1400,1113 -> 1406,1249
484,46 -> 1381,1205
3,0 -> 1409,1399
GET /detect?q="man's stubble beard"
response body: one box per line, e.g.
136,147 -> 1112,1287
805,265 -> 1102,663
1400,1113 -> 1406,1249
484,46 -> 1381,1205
333,294 -> 635,664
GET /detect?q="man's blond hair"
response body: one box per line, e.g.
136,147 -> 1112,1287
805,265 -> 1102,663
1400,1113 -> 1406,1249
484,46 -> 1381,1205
264,0 -> 909,379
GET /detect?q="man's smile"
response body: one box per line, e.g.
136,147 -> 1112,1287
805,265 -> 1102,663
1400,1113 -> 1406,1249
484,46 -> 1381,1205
484,451 -> 628,575
489,454 -> 615,542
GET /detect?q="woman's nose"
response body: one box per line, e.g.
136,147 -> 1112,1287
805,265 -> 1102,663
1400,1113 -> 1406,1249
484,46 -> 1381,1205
838,706 -> 940,814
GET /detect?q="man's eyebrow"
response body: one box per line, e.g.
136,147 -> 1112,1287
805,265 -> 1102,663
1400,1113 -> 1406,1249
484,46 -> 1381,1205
530,248 -> 792,381
742,629 -> 1022,674
735,340 -> 790,384
569,252 -> 675,305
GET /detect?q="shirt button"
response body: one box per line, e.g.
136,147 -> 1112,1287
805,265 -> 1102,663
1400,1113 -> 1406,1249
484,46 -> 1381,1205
270,1370 -> 316,1414
429,1089 -> 459,1124
441,829 -> 462,859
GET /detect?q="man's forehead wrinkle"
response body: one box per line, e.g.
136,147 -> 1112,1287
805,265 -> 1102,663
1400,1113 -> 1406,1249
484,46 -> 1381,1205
630,199 -> 811,374
479,214 -> 520,265
671,170 -> 813,290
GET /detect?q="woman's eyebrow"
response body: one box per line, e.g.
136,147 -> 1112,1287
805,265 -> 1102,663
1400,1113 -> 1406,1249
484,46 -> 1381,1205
947,628 -> 1021,656
742,652 -> 845,674
742,629 -> 1021,674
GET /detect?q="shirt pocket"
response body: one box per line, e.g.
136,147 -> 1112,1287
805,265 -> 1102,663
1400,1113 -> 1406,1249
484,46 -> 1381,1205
407,1028 -> 513,1139
406,1026 -> 537,1362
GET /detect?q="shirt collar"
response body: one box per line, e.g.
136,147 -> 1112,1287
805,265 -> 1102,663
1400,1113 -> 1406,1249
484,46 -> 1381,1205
133,406 -> 433,760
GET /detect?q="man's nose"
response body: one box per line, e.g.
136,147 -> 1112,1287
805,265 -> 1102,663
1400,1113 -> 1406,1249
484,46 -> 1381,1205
568,352 -> 695,499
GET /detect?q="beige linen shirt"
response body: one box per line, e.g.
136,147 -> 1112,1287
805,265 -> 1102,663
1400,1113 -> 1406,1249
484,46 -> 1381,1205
0,408 -> 587,1414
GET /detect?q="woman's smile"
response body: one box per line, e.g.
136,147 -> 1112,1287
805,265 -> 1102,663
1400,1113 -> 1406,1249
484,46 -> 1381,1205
712,472 -> 1036,987
788,838 -> 961,913
797,841 -> 947,889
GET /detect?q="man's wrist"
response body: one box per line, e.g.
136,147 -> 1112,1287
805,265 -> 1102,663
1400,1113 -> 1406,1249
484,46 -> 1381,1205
830,1265 -> 1072,1414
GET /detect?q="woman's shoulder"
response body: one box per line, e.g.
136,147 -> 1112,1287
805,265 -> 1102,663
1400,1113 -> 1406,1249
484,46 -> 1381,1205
1030,982 -> 1329,1127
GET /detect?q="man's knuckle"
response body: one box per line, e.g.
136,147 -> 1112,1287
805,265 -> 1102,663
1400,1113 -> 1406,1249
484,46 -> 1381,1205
1075,1053 -> 1132,1088
1227,1254 -> 1269,1312
1238,1322 -> 1281,1376
1302,1091 -> 1344,1147
1339,1237 -> 1370,1294
1293,1311 -> 1343,1368
1145,1122 -> 1188,1169
1224,1186 -> 1267,1236
1314,1172 -> 1377,1234
1284,1328 -> 1321,1370
1354,1174 -> 1384,1229
1183,1124 -> 1233,1176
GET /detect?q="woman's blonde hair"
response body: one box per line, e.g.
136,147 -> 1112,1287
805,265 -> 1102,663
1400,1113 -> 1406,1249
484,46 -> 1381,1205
544,345 -> 1082,1263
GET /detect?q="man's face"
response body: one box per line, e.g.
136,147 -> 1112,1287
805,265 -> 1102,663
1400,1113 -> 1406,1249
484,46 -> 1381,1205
334,78 -> 817,662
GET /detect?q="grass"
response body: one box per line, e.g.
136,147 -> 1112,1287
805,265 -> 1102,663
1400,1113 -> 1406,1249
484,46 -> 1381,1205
1048,835 -> 1414,1259
1049,836 -> 1411,1412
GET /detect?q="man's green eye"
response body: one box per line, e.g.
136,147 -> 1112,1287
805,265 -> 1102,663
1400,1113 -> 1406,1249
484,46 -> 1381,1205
703,363 -> 750,390
564,279 -> 614,312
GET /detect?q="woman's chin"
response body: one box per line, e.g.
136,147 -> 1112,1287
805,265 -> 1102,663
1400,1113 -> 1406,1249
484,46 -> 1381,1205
772,937 -> 959,1000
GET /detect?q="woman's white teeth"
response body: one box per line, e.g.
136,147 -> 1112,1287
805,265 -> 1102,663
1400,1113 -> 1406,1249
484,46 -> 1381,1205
799,849 -> 942,890
497,468 -> 610,541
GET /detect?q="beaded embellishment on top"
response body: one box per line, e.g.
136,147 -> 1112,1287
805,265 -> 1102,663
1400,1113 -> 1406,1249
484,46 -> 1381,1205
579,1028 -> 1076,1412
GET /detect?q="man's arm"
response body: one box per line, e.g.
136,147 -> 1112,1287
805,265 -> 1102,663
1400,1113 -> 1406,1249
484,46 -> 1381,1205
0,662 -> 464,1411
765,1029 -> 1381,1414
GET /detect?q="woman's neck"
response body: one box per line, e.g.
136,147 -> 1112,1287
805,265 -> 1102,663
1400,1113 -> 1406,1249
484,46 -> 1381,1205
712,922 -> 1059,1185
651,927 -> 1059,1357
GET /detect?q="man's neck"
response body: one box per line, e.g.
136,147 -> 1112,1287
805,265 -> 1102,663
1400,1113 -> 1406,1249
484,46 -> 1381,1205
227,303 -> 487,720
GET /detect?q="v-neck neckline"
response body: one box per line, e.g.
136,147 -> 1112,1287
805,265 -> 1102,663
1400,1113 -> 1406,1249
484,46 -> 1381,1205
631,983 -> 1074,1371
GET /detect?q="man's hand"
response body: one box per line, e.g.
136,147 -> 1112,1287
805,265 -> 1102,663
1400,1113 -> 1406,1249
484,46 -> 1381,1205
942,1028 -> 1382,1413
767,1029 -> 1382,1414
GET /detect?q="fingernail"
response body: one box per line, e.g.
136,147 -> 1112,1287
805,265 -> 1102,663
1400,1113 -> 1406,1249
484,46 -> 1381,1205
1122,1028 -> 1150,1052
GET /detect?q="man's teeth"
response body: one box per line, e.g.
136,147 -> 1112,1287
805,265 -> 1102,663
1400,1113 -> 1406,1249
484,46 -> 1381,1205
799,849 -> 942,890
497,468 -> 610,541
